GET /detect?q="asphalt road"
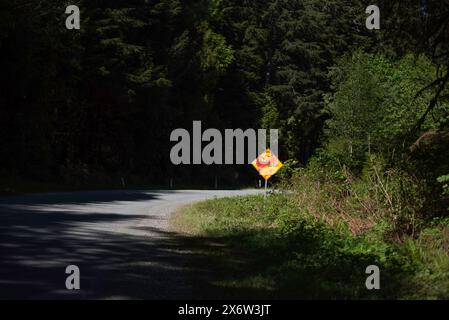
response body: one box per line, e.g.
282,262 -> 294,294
0,189 -> 261,299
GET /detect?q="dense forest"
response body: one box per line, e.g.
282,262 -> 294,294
1,0 -> 448,194
1,0 -> 449,299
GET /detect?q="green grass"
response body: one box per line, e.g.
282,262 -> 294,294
172,192 -> 449,299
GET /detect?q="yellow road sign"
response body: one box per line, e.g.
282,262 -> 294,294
251,149 -> 283,181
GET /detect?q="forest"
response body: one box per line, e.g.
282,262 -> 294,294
1,0 -> 447,189
1,0 -> 449,299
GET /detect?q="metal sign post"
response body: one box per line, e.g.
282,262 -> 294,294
264,178 -> 268,202
252,148 -> 283,205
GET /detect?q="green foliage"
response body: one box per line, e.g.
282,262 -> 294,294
199,26 -> 234,72
259,94 -> 280,130
437,175 -> 449,210
277,159 -> 301,180
400,218 -> 449,299
437,175 -> 449,195
174,186 -> 449,298
4,0 -> 446,191
213,0 -> 368,162
325,51 -> 439,170
0,0 -> 245,187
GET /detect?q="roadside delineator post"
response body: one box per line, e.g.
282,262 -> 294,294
251,148 -> 283,202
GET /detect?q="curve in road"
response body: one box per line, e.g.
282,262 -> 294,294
0,189 -> 261,299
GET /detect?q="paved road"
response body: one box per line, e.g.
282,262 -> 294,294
0,189 -> 261,299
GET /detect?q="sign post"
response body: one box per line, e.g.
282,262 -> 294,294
251,149 -> 283,203
264,178 -> 268,201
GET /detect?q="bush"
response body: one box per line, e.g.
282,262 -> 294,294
174,181 -> 449,298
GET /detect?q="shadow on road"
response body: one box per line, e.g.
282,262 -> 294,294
0,190 -> 271,299
0,192 -> 181,299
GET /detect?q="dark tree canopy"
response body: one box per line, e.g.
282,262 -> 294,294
0,0 -> 448,191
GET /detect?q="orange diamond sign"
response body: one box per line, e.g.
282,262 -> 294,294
252,149 -> 283,181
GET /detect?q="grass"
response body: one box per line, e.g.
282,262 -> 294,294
171,175 -> 449,299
